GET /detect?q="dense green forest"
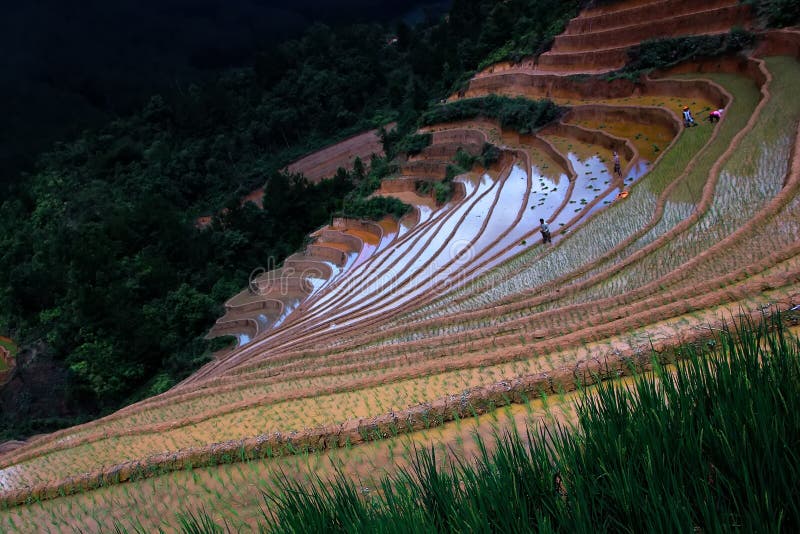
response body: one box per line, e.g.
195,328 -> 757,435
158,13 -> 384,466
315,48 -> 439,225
0,0 -> 586,439
0,0 -> 453,193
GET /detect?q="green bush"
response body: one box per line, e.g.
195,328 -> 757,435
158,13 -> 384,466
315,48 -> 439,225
478,142 -> 501,167
614,29 -> 756,78
453,148 -> 477,171
396,133 -> 433,156
433,182 -> 452,205
421,95 -> 564,134
474,0 -> 583,70
415,180 -> 432,195
744,0 -> 800,28
340,196 -> 410,221
450,143 -> 501,177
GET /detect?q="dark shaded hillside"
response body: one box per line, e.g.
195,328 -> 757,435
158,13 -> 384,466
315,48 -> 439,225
0,0 -> 451,191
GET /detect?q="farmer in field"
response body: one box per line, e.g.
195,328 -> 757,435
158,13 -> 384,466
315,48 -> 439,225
540,218 -> 552,244
708,108 -> 724,123
613,150 -> 621,177
682,106 -> 696,128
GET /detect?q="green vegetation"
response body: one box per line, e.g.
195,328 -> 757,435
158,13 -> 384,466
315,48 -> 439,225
416,178 -> 446,204
396,133 -> 434,156
342,196 -> 411,221
0,337 -> 17,373
338,155 -> 411,220
422,95 -> 565,134
417,143 -> 503,205
159,314 -> 800,532
609,29 -> 756,80
474,0 -> 583,69
743,0 -> 800,28
0,338 -> 17,357
457,142 -> 502,169
0,1 -> 580,439
1,1 -> 454,193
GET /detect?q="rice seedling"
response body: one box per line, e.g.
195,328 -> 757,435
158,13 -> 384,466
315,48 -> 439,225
244,314 -> 800,533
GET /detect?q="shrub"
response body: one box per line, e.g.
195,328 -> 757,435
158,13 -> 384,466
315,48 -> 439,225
421,96 -> 565,135
433,183 -> 451,205
341,196 -> 410,221
478,143 -> 501,167
744,0 -> 800,28
396,133 -> 433,156
615,29 -> 756,77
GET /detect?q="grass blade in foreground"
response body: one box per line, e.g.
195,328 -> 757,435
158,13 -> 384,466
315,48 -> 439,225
247,313 -> 799,533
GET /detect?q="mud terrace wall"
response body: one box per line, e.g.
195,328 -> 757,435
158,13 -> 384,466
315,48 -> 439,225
319,229 -> 362,248
378,178 -> 421,194
431,129 -> 487,146
0,441 -> 24,455
304,245 -> 349,266
210,319 -> 257,338
654,55 -> 769,87
565,0 -> 736,35
225,298 -> 284,316
411,141 -> 483,161
283,257 -> 334,279
755,29 -> 800,59
330,218 -> 383,240
553,4 -> 749,52
538,47 -> 628,70
256,272 -> 312,296
401,160 -> 449,179
467,74 -> 730,108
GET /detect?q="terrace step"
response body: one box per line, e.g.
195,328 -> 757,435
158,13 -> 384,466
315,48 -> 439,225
539,26 -> 740,74
400,159 -> 450,179
283,255 -> 336,280
564,0 -> 740,36
537,46 -> 630,73
552,4 -> 750,53
581,0 -> 666,17
408,140 -> 483,162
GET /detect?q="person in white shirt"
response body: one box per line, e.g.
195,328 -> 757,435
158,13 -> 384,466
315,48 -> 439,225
540,218 -> 551,244
682,106 -> 696,127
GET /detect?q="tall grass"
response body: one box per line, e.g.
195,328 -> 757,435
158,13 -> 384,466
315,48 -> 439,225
232,313 -> 798,533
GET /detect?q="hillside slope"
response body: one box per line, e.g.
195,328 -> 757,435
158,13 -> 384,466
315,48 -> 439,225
1,2 -> 799,530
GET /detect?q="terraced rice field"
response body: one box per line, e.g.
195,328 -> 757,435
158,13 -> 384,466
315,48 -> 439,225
1,0 -> 799,530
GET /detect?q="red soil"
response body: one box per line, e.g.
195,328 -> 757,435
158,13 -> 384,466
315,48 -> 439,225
285,126 -> 392,183
241,187 -> 264,208
471,0 -> 750,76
